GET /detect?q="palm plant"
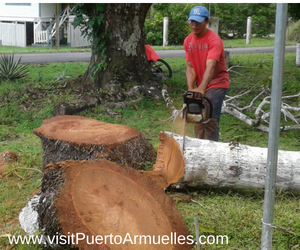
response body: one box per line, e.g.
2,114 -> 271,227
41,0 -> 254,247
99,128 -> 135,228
286,20 -> 300,67
0,54 -> 29,82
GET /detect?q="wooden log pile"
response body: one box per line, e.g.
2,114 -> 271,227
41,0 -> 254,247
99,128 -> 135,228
19,115 -> 300,250
20,116 -> 191,250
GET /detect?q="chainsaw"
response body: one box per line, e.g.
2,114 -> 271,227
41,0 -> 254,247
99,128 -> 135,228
182,91 -> 213,151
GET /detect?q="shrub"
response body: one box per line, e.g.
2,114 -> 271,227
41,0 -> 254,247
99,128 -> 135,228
286,20 -> 300,43
144,3 -> 192,46
0,54 -> 29,82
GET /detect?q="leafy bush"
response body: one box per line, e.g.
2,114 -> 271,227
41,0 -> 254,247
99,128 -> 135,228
0,54 -> 29,82
144,3 -> 276,45
144,3 -> 192,46
144,11 -> 164,45
217,3 -> 276,39
286,20 -> 300,43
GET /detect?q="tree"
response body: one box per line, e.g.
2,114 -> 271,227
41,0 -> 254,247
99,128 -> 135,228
215,3 -> 276,39
288,3 -> 300,20
286,20 -> 300,67
144,3 -> 193,46
144,3 -> 277,45
72,4 -> 153,90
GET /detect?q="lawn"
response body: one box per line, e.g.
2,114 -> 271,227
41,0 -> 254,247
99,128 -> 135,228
0,42 -> 300,250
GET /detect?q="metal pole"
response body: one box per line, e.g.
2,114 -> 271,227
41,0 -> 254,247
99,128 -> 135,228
246,17 -> 252,45
163,17 -> 169,46
261,3 -> 288,250
194,217 -> 200,250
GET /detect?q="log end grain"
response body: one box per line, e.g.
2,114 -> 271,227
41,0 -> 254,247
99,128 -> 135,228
33,115 -> 156,170
33,115 -> 140,146
40,160 -> 191,250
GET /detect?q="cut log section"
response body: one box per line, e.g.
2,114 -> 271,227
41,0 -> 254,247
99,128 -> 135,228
141,132 -> 186,189
36,160 -> 192,250
33,115 -> 156,170
163,132 -> 300,191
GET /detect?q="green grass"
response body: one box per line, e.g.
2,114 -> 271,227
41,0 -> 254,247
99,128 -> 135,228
1,52 -> 300,250
223,36 -> 296,48
0,45 -> 91,54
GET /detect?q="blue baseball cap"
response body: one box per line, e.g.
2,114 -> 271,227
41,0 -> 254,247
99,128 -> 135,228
188,6 -> 209,23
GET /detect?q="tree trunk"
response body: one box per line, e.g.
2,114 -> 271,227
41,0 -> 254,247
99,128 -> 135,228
296,42 -> 300,67
33,115 -> 156,171
82,3 -> 153,88
163,132 -> 300,192
20,160 -> 191,250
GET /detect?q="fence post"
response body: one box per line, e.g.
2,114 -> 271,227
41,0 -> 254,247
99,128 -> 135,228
163,17 -> 169,46
246,16 -> 252,45
55,3 -> 60,50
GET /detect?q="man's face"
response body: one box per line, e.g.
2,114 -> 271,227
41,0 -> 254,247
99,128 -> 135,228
189,19 -> 208,38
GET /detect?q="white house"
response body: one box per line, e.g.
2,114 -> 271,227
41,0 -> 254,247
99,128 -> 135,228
0,3 -> 90,48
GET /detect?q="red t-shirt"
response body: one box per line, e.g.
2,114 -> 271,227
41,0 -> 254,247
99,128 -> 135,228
184,29 -> 229,90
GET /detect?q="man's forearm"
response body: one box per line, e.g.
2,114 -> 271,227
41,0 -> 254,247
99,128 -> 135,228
198,66 -> 215,91
186,66 -> 196,90
197,59 -> 217,93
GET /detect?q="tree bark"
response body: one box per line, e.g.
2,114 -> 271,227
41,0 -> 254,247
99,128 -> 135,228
163,132 -> 300,192
82,3 -> 153,88
20,160 -> 191,250
141,132 -> 186,189
33,115 -> 156,171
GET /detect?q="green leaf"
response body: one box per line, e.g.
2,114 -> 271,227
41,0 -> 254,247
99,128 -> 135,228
96,3 -> 105,12
0,54 -> 29,82
198,224 -> 215,233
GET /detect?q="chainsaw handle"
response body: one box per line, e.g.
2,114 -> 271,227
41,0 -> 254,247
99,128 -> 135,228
184,91 -> 203,100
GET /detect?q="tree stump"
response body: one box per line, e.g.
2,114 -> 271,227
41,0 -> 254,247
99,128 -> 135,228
33,115 -> 156,171
24,160 -> 191,250
164,132 -> 300,192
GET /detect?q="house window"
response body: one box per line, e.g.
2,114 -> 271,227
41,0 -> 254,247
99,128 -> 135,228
5,3 -> 31,6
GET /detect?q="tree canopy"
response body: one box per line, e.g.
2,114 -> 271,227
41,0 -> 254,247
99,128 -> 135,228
144,3 -> 194,45
215,3 -> 276,39
145,3 -> 277,45
288,3 -> 300,20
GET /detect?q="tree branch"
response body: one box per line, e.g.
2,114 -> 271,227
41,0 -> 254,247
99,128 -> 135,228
160,74 -> 300,133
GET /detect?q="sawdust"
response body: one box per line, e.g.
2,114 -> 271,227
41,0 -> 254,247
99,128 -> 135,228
52,160 -> 191,250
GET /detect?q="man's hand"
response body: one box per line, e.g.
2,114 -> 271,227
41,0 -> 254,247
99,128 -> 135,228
189,86 -> 205,96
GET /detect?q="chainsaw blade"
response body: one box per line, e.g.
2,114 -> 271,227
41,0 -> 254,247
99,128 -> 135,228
182,107 -> 187,153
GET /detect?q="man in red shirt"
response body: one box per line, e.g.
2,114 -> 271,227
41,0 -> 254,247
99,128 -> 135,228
184,5 -> 229,141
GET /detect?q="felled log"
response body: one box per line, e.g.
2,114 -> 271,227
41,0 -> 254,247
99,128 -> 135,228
20,160 -> 191,250
141,132 -> 186,189
33,115 -> 156,170
52,95 -> 100,116
163,132 -> 300,191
